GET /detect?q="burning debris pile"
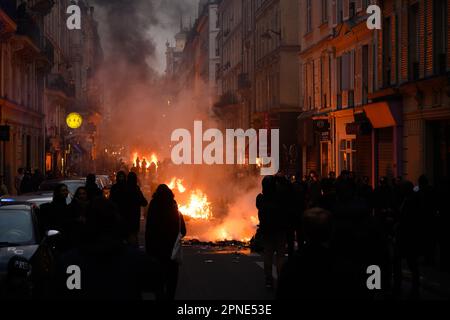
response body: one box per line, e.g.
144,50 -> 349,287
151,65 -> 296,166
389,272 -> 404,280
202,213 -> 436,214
165,176 -> 261,243
128,151 -> 259,243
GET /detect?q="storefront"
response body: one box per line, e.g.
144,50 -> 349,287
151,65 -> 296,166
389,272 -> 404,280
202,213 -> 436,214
404,106 -> 450,185
298,112 -> 331,178
331,100 -> 402,186
332,108 -> 357,176
313,118 -> 331,177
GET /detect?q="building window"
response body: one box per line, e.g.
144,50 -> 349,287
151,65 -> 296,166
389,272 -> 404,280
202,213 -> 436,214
341,52 -> 350,91
362,45 -> 369,104
433,0 -> 448,75
383,16 -> 392,87
338,0 -> 343,24
307,0 -> 312,33
321,56 -> 325,108
348,90 -> 354,108
339,139 -> 356,172
337,55 -> 342,109
408,3 -> 420,81
322,0 -> 328,23
348,0 -> 356,19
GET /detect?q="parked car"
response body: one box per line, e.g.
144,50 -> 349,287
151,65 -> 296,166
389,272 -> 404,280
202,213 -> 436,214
38,178 -> 89,196
0,202 -> 60,299
0,192 -> 53,208
0,177 -> 105,207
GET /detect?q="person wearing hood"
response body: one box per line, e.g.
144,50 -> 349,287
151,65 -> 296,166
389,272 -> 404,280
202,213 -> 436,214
145,184 -> 186,300
123,172 -> 148,246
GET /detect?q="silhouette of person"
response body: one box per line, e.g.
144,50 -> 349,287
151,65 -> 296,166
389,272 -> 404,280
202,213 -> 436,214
124,172 -> 148,246
54,198 -> 162,300
145,184 -> 186,300
256,176 -> 287,288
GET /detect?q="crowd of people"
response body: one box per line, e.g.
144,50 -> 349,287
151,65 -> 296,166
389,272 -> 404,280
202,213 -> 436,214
12,168 -> 45,195
36,171 -> 186,300
256,170 -> 450,299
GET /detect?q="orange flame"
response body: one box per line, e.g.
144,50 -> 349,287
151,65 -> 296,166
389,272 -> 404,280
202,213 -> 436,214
178,190 -> 212,220
167,177 -> 186,193
131,152 -> 159,170
150,153 -> 158,169
256,158 -> 263,168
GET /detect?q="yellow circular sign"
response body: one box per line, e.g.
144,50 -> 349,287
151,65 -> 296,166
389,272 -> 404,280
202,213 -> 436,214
66,113 -> 83,129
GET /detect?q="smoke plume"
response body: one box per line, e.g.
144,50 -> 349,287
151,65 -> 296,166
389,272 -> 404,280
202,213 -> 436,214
90,0 -> 261,242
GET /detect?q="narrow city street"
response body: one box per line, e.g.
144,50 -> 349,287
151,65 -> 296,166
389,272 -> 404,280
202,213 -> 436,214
1,0 -> 449,306
176,246 -> 274,300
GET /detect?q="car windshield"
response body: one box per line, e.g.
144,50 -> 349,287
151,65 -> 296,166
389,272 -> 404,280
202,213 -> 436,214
39,180 -> 86,195
0,210 -> 35,246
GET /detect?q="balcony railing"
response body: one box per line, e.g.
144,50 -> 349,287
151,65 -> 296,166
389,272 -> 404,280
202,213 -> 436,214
47,74 -> 75,98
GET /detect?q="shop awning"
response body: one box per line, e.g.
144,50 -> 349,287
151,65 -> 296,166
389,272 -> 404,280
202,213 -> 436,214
363,102 -> 399,128
297,110 -> 316,120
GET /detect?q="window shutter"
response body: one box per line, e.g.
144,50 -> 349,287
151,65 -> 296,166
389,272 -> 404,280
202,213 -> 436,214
355,47 -> 362,104
324,54 -> 330,108
343,0 -> 350,21
337,56 -> 342,93
368,43 -> 373,93
332,0 -> 338,26
356,0 -> 363,12
342,53 -> 349,91
350,50 -> 355,90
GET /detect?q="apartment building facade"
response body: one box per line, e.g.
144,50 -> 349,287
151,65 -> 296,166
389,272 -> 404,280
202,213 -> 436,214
298,0 -> 449,186
254,0 -> 301,174
376,0 -> 449,184
0,0 -> 53,192
215,0 -> 244,130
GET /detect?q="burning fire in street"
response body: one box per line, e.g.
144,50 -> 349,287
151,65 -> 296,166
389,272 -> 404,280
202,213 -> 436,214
166,178 -> 212,220
178,190 -> 212,220
165,176 -> 260,243
131,152 -> 159,169
167,177 -> 186,193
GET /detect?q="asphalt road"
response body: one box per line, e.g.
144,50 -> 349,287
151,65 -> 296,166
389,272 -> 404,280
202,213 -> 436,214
176,245 -> 274,300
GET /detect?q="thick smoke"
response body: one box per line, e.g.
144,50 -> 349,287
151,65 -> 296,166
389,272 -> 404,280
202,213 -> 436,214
91,0 -> 200,149
92,0 -> 198,75
90,0 -> 261,242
